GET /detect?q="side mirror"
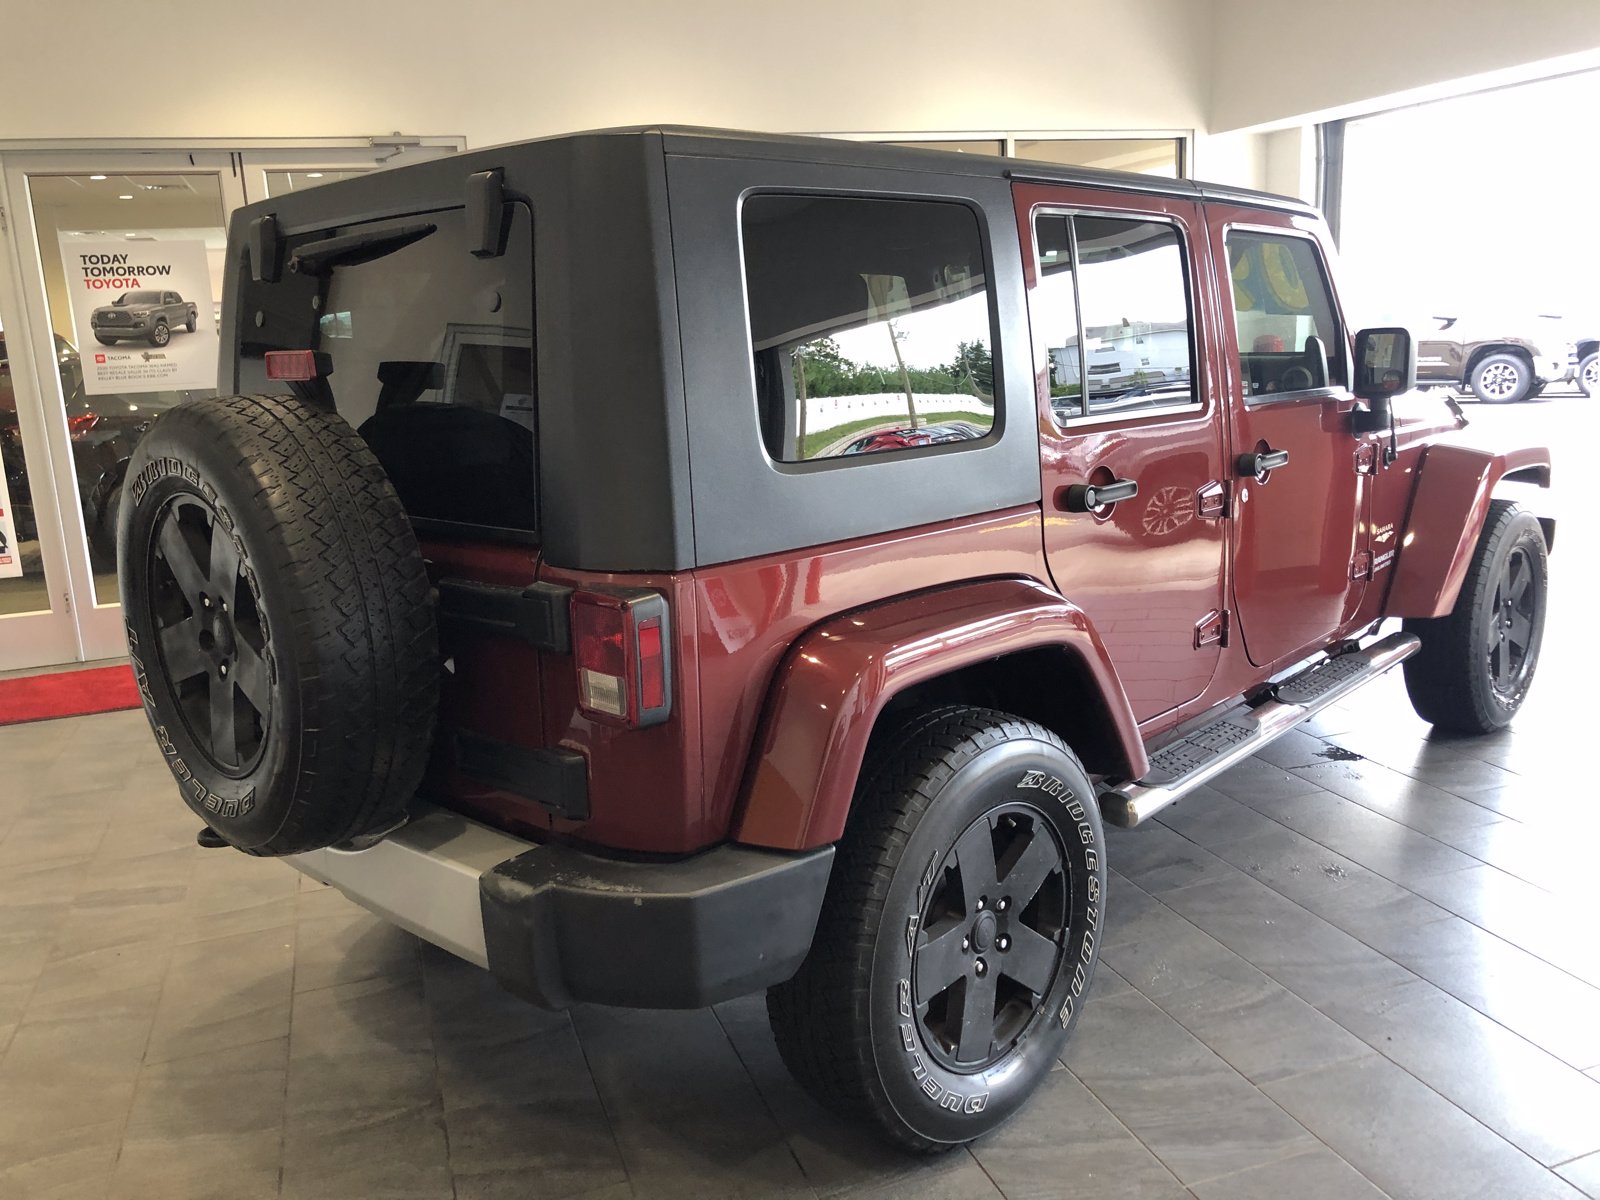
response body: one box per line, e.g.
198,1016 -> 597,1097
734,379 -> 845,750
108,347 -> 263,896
1353,327 -> 1416,402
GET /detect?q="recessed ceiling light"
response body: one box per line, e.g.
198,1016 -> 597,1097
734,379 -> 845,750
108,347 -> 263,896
118,194 -> 133,200
89,174 -> 107,181
306,173 -> 324,179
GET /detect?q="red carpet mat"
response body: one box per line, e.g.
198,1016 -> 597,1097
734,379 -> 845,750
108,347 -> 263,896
0,664 -> 143,726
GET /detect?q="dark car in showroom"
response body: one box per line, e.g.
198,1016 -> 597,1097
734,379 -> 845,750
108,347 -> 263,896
1,331 -> 178,564
1414,314 -> 1566,402
90,288 -> 198,347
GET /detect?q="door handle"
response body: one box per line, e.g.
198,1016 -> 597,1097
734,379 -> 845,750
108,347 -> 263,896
1237,448 -> 1289,477
1062,478 -> 1138,511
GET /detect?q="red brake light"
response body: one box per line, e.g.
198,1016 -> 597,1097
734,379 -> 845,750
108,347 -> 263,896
265,349 -> 320,381
637,617 -> 665,711
67,413 -> 99,439
571,590 -> 672,727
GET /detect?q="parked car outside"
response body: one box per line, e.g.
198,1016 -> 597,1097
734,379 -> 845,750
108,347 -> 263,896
1413,314 -> 1566,402
117,129 -> 1554,1151
1572,335 -> 1597,396
90,289 -> 198,347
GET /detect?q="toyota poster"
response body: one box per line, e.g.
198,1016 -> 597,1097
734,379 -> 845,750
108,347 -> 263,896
58,236 -> 218,396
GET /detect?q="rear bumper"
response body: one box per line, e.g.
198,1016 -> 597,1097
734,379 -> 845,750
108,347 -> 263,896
286,806 -> 834,1010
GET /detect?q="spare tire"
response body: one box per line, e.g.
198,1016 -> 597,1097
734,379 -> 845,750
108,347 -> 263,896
118,394 -> 438,855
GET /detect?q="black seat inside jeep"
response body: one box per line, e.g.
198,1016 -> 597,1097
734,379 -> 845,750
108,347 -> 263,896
357,403 -> 537,531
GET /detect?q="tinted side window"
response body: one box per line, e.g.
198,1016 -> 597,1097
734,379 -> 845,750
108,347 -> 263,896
1033,214 -> 1197,424
1226,230 -> 1345,398
742,194 -> 996,463
244,207 -> 537,534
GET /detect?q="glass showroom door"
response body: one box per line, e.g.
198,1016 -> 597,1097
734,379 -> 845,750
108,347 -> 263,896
0,150 -> 247,667
0,212 -> 83,669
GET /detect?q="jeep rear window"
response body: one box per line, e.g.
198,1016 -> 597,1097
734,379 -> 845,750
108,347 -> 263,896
741,194 -> 997,463
240,206 -> 537,537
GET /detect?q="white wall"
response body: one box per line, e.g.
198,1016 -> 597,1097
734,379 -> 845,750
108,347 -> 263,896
1210,0 -> 1600,132
0,0 -> 1211,148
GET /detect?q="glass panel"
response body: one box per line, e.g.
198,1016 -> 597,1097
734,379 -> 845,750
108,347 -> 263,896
29,172 -> 226,605
1035,216 -> 1196,423
0,327 -> 52,615
888,140 -> 1005,157
1014,138 -> 1182,178
1076,218 -> 1196,417
263,168 -> 370,196
239,207 -> 537,534
742,194 -> 996,463
1227,231 -> 1345,398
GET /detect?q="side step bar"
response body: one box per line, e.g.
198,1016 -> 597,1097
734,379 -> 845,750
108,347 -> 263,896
1098,631 -> 1420,828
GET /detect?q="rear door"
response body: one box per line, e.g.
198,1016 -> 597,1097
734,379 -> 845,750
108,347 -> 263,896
1018,184 -> 1230,723
234,200 -> 552,832
1208,209 -> 1370,669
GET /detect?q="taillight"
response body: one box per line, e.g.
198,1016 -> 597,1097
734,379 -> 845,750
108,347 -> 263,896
265,349 -> 321,381
67,413 -> 99,439
571,589 -> 672,728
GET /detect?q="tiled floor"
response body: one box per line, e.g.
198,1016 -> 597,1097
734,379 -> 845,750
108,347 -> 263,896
3,403 -> 1598,1199
5,646 -> 1597,1200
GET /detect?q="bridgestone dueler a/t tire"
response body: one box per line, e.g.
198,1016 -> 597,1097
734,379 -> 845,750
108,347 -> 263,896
767,706 -> 1106,1152
119,394 -> 438,855
1402,499 -> 1547,734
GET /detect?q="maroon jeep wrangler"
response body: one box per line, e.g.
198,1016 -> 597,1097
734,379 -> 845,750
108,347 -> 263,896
118,128 -> 1552,1151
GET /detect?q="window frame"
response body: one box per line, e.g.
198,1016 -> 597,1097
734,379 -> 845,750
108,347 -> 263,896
1222,223 -> 1348,406
737,187 -> 1005,470
1030,206 -> 1205,429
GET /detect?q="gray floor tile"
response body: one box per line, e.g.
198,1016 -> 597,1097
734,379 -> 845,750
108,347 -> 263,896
1264,1055 -> 1587,1200
971,1069 -> 1188,1199
1061,983 -> 1319,1184
1188,1145 -> 1388,1199
1557,1150 -> 1600,1199
1321,977 -> 1600,1165
572,1005 -> 816,1199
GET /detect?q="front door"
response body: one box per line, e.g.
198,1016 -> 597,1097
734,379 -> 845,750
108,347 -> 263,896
1018,184 -> 1229,724
1209,211 -> 1370,670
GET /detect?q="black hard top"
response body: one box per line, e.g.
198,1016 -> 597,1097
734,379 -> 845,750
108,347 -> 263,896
497,124 -> 1319,218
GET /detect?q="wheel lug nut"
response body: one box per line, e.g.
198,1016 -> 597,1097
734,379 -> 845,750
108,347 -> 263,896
961,936 -> 970,951
201,596 -> 211,608
977,896 -> 987,910
997,935 -> 1010,951
219,664 -> 228,677
974,958 -> 987,977
997,898 -> 1009,912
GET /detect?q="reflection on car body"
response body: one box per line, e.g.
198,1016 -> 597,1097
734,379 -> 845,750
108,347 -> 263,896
840,421 -> 985,455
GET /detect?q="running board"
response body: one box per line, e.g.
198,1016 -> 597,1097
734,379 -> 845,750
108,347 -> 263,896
1098,632 -> 1420,829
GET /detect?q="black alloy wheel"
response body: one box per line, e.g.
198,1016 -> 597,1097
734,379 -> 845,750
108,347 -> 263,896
1403,498 -> 1548,733
912,804 -> 1067,1072
119,394 -> 438,855
1486,544 -> 1538,702
144,493 -> 273,775
767,706 -> 1105,1151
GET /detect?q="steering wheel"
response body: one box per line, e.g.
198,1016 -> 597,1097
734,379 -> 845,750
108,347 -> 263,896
1279,365 -> 1315,392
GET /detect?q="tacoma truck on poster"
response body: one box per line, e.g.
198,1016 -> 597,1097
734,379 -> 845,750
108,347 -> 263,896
117,128 -> 1553,1151
90,289 -> 197,347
